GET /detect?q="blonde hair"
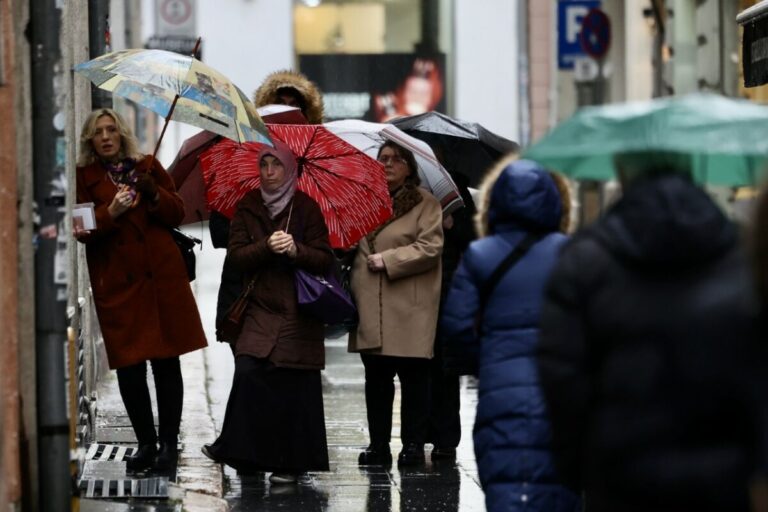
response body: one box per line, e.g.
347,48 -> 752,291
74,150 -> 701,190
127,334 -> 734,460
77,108 -> 143,167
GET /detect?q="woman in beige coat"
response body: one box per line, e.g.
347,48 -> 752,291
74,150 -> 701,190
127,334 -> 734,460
349,140 -> 444,467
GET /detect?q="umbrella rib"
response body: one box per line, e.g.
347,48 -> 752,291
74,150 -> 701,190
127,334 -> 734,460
306,151 -> 366,162
303,160 -> 388,197
302,167 -> 346,243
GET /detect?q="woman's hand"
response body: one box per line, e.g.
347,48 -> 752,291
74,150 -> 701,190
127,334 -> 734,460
72,225 -> 91,239
108,185 -> 134,219
134,173 -> 159,203
267,230 -> 297,258
367,253 -> 385,272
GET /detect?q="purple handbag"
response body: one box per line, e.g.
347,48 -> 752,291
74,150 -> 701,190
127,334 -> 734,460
295,269 -> 357,325
285,200 -> 358,325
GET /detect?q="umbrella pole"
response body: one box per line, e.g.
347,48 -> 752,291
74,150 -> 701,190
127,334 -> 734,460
146,94 -> 180,172
145,38 -> 199,171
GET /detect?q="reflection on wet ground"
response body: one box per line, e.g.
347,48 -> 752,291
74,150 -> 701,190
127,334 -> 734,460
207,337 -> 486,511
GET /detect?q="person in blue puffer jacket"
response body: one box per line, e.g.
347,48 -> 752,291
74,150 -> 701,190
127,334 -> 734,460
440,158 -> 581,512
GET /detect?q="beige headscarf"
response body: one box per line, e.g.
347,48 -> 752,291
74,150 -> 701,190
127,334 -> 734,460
259,140 -> 299,219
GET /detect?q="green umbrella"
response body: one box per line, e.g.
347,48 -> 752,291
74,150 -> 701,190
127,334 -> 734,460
523,93 -> 768,186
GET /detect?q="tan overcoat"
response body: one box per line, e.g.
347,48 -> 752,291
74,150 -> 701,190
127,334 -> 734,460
348,187 -> 444,359
76,156 -> 207,369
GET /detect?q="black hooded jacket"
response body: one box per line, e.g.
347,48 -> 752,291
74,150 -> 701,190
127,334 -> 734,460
537,175 -> 768,512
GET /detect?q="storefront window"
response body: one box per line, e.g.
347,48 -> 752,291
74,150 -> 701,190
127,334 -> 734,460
293,0 -> 453,121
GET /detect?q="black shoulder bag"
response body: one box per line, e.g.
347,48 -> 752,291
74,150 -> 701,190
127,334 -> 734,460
170,228 -> 202,281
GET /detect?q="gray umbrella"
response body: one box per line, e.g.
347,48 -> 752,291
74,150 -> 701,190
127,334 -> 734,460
389,111 -> 519,187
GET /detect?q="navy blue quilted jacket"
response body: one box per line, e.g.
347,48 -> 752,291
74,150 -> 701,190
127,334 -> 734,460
441,160 -> 581,512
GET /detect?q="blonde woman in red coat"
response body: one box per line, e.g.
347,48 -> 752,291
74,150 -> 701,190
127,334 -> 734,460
74,108 -> 207,472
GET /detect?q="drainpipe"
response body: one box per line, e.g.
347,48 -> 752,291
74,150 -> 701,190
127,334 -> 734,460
88,0 -> 111,108
518,0 -> 530,147
29,0 -> 71,509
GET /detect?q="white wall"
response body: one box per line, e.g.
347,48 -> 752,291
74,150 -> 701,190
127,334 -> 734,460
454,0 -> 519,142
140,0 -> 294,166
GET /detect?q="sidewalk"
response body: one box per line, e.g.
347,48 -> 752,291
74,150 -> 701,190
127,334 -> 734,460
79,349 -> 228,512
79,225 -> 487,511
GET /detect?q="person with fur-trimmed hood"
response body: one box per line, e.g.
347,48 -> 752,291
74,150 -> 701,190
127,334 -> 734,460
253,69 -> 325,124
440,158 -> 580,512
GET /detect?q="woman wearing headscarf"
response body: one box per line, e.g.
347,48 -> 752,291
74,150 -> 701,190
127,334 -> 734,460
349,140 -> 444,467
212,69 -> 324,344
440,159 -> 580,512
74,108 -> 207,471
202,141 -> 334,485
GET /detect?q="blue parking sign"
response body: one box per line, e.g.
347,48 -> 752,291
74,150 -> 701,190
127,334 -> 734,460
558,0 -> 600,70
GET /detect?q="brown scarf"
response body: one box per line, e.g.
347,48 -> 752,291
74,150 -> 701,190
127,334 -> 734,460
366,183 -> 423,252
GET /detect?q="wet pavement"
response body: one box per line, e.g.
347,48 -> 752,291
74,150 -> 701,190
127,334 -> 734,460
79,225 -> 487,511
206,337 -> 486,512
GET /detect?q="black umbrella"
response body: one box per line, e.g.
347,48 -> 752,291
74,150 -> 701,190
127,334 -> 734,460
389,111 -> 519,187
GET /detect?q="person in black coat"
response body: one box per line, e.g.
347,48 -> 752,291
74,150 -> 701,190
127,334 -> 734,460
210,210 -> 241,346
426,171 -> 476,458
537,152 -> 768,512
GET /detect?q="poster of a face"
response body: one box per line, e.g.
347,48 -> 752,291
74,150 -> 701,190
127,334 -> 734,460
299,53 -> 446,122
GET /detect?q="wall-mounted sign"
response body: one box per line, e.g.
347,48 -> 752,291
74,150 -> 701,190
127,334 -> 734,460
558,0 -> 600,70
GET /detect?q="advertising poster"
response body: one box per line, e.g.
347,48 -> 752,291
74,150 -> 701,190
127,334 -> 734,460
299,53 -> 446,122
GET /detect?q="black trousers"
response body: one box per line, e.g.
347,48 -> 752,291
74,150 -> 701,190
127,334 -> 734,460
361,354 -> 430,447
426,339 -> 461,449
116,357 -> 183,447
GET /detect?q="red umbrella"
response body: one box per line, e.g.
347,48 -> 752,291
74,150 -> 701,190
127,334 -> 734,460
166,130 -> 221,224
256,104 -> 308,124
199,124 -> 392,249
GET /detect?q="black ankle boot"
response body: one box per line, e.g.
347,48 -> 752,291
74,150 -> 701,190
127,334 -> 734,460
397,443 -> 425,467
358,444 -> 392,466
126,443 -> 158,472
154,441 -> 179,470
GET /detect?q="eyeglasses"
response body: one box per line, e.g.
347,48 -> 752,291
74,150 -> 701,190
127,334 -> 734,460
377,155 -> 407,165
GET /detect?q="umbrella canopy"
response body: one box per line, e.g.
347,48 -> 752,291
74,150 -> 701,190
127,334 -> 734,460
324,119 -> 464,214
167,130 -> 221,224
390,111 -> 519,187
74,48 -> 272,145
256,104 -> 308,124
199,125 -> 392,249
522,93 -> 768,186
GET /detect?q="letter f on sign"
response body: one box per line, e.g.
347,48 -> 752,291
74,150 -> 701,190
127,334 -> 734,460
567,6 -> 590,43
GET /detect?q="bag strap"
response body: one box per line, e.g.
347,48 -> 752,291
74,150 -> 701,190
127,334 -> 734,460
477,232 -> 545,317
284,199 -> 294,234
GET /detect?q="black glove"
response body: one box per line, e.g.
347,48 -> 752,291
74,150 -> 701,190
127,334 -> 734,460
134,173 -> 159,202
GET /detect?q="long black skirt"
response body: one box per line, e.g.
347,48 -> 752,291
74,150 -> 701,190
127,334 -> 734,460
207,355 -> 329,473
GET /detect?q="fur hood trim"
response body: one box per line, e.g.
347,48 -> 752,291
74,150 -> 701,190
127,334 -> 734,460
474,153 -> 519,238
253,70 -> 324,124
474,154 -> 572,237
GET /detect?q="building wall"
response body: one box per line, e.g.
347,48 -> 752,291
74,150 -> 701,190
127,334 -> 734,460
529,0 -> 555,142
0,0 -> 22,505
454,0 -> 519,142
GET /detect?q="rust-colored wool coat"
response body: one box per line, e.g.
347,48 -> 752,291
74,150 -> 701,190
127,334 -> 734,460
228,190 -> 333,370
348,187 -> 444,359
76,156 -> 207,369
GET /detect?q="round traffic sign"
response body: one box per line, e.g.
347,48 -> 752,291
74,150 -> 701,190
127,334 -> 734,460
160,0 -> 192,26
579,8 -> 611,59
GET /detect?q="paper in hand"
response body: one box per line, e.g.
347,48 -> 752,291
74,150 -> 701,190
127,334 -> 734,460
72,202 -> 96,231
